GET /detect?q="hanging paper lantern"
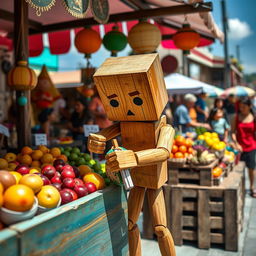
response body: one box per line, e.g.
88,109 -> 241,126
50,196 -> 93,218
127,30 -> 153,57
173,23 -> 200,55
128,21 -> 161,54
103,26 -> 127,56
17,95 -> 28,106
75,28 -> 102,58
7,61 -> 37,91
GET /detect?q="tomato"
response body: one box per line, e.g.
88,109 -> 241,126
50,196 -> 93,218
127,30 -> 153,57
187,147 -> 193,154
184,138 -> 193,147
174,152 -> 184,158
170,153 -> 174,159
184,153 -> 189,158
175,136 -> 186,146
179,145 -> 187,154
171,145 -> 178,154
212,167 -> 222,178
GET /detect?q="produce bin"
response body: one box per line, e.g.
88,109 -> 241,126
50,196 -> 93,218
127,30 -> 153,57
0,185 -> 128,256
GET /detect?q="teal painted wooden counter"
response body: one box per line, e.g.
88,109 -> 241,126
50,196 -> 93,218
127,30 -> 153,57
0,185 -> 128,256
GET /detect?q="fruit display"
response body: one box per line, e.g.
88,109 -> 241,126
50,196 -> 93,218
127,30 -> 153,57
190,146 -> 217,165
212,166 -> 223,178
196,132 -> 226,152
170,136 -> 194,160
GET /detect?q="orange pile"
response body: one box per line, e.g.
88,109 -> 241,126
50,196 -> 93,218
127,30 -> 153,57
170,136 -> 194,159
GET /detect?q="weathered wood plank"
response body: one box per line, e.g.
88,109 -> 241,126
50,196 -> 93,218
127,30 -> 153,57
199,169 -> 212,186
0,229 -> 18,256
182,216 -> 196,227
182,189 -> 197,198
183,201 -> 197,211
179,171 -> 200,180
182,230 -> 197,241
210,233 -> 224,244
209,202 -> 223,212
210,217 -> 223,229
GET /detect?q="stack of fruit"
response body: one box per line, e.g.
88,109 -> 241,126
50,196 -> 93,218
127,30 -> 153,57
170,136 -> 194,161
212,166 -> 223,178
190,145 -> 217,165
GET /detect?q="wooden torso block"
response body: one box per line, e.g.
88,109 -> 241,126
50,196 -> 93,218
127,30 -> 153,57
120,120 -> 167,189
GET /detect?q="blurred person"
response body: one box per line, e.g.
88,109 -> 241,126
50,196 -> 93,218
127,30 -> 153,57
174,94 -> 210,134
231,97 -> 256,197
214,98 -> 228,121
38,108 -> 56,138
53,96 -> 66,122
195,92 -> 208,122
224,94 -> 236,123
208,108 -> 230,142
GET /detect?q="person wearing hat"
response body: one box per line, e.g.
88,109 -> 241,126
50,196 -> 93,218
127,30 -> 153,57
174,93 -> 210,134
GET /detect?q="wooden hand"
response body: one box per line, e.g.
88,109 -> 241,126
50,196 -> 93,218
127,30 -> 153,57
88,133 -> 106,154
106,150 -> 137,172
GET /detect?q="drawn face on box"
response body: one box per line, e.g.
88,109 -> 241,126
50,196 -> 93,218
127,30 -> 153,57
95,73 -> 160,121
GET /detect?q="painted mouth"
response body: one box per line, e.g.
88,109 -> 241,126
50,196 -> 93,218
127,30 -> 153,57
127,110 -> 135,116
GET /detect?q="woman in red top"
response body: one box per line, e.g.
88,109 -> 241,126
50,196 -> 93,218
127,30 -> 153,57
231,98 -> 256,197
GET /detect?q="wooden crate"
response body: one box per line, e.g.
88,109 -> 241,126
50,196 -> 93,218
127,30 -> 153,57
164,162 -> 245,251
167,159 -> 222,186
0,185 -> 128,256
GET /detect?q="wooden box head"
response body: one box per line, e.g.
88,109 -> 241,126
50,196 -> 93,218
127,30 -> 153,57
93,53 -> 168,121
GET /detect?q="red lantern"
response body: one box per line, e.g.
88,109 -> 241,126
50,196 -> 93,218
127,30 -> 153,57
75,28 -> 101,58
173,23 -> 200,55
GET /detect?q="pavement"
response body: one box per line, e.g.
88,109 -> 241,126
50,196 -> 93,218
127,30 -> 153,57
139,169 -> 256,256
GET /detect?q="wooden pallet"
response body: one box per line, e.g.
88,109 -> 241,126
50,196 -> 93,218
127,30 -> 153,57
164,162 -> 245,251
167,159 -> 222,186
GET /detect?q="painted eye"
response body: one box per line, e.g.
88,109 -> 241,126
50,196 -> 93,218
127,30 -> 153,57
110,99 -> 119,107
133,97 -> 143,106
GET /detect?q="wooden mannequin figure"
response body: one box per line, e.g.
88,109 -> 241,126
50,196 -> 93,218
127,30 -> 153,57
88,53 -> 176,256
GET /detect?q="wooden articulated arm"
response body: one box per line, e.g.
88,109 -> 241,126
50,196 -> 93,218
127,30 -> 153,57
134,125 -> 175,166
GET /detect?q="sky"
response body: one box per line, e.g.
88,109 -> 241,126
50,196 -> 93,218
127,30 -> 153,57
57,0 -> 256,74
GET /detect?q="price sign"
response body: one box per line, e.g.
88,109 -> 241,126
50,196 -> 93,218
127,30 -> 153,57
83,125 -> 99,137
34,133 -> 47,146
0,124 -> 10,137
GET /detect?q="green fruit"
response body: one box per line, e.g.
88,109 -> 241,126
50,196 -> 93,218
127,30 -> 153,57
70,153 -> 78,161
65,146 -> 72,152
60,147 -> 64,153
76,158 -> 86,166
69,161 -> 76,166
93,163 -> 102,172
64,151 -> 70,157
84,153 -> 91,162
89,159 -> 96,166
72,147 -> 80,154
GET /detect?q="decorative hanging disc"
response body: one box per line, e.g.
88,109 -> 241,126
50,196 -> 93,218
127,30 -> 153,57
62,0 -> 90,18
25,0 -> 56,16
90,0 -> 109,24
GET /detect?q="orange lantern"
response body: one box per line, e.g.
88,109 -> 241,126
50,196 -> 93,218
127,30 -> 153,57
7,61 -> 37,91
173,23 -> 200,55
128,21 -> 161,54
75,28 -> 102,58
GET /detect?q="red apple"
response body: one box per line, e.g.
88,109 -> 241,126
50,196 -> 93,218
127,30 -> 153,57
74,185 -> 88,198
61,165 -> 73,173
55,164 -> 64,173
15,164 -> 30,175
74,178 -> 84,187
55,172 -> 61,177
61,168 -> 75,180
62,178 -> 75,189
51,183 -> 62,191
53,159 -> 65,167
42,165 -> 56,179
36,173 -> 51,185
72,166 -> 80,178
60,190 -> 73,205
51,175 -> 62,184
62,188 -> 78,200
84,182 -> 97,194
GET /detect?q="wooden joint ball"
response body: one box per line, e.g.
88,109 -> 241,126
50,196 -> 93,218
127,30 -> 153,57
88,53 -> 176,256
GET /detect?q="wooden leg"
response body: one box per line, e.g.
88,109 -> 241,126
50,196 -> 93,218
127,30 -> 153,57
128,186 -> 146,256
147,188 -> 176,256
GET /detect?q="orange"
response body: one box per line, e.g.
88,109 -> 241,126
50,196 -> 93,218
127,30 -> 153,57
31,150 -> 43,160
31,160 -> 41,168
20,154 -> 32,166
19,174 -> 44,193
9,171 -> 23,184
184,138 -> 193,148
0,158 -> 8,169
8,163 -> 18,171
50,147 -> 61,158
179,145 -> 187,154
184,153 -> 189,158
174,152 -> 184,159
3,184 -> 35,212
78,165 -> 92,177
38,145 -> 49,154
16,153 -> 23,163
57,154 -> 68,162
0,182 -> 4,194
175,136 -> 186,146
170,153 -> 174,159
83,172 -> 105,190
0,193 -> 3,207
187,147 -> 193,154
171,145 -> 178,154
21,146 -> 33,155
4,153 -> 17,162
41,153 -> 54,164
212,167 -> 222,178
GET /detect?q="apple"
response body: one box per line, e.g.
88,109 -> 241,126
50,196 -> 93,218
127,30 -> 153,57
55,164 -> 64,173
55,172 -> 61,177
62,178 -> 75,189
53,159 -> 65,167
72,166 -> 80,178
51,175 -> 62,184
37,185 -> 60,208
60,190 -> 73,205
15,164 -> 30,175
19,174 -> 44,193
74,178 -> 84,187
84,182 -> 97,194
42,165 -> 56,180
61,164 -> 73,172
51,183 -> 62,191
74,185 -> 88,198
62,188 -> 78,201
36,173 -> 51,185
61,168 -> 75,180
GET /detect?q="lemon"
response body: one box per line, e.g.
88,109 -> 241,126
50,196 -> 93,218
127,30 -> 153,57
219,142 -> 226,150
205,138 -> 214,146
198,135 -> 205,140
212,137 -> 220,143
211,132 -> 219,138
204,132 -> 211,137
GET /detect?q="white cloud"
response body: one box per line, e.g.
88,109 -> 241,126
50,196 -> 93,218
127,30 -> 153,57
228,18 -> 253,40
243,63 -> 256,74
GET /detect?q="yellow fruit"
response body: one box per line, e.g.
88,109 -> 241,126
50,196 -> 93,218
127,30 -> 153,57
197,135 -> 205,140
29,168 -> 40,174
211,132 -> 219,138
19,174 -> 44,193
20,154 -> 32,166
50,148 -> 61,158
0,158 -> 8,169
37,185 -> 60,208
8,163 -> 18,171
219,142 -> 226,150
205,138 -> 214,146
9,171 -> 22,184
83,172 -> 105,190
204,132 -> 211,137
212,137 -> 220,143
38,145 -> 49,154
78,165 -> 92,177
41,153 -> 54,164
31,160 -> 41,168
4,153 -> 17,162
21,146 -> 33,155
31,150 -> 43,160
0,182 -> 4,194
